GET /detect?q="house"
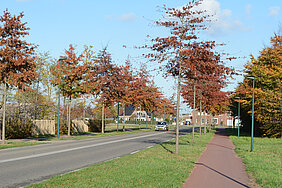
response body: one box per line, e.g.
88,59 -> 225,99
187,109 -> 238,127
119,105 -> 151,121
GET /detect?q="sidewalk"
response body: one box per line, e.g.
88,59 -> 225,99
183,128 -> 250,188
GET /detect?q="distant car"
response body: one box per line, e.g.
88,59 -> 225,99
155,121 -> 169,131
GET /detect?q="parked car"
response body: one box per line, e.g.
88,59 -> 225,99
155,121 -> 168,131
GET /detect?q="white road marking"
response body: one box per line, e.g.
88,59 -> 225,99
130,150 -> 139,155
0,132 -> 165,164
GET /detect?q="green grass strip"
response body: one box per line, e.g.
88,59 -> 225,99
226,128 -> 282,188
0,142 -> 46,150
28,130 -> 215,188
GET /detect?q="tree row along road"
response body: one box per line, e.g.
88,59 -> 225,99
0,128 -> 192,188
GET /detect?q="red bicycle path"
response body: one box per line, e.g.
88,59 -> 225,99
183,128 -> 251,188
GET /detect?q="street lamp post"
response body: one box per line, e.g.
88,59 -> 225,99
235,97 -> 240,138
117,102 -> 119,132
57,58 -> 66,139
247,76 -> 255,152
163,105 -> 165,121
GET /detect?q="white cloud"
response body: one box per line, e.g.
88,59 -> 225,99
197,0 -> 221,21
196,0 -> 249,35
119,13 -> 137,22
269,6 -> 280,16
106,13 -> 137,22
222,9 -> 232,17
245,4 -> 251,15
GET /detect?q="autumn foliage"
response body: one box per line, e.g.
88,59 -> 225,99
0,9 -> 37,89
232,34 -> 281,137
0,9 -> 38,142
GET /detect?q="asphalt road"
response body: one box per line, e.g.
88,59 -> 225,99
0,128 -> 192,188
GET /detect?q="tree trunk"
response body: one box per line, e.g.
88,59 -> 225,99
204,107 -> 206,134
146,110 -> 148,129
175,63 -> 181,154
83,97 -> 86,118
66,98 -> 69,134
117,102 -> 119,132
47,85 -> 51,102
102,102 -> 105,134
211,114 -> 213,130
34,80 -> 39,120
67,97 -> 71,137
151,111 -> 154,128
199,100 -> 202,138
123,104 -> 125,132
192,83 -> 196,143
2,83 -> 7,144
139,105 -> 141,129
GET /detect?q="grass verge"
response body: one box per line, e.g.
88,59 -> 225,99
0,142 -> 46,150
226,128 -> 281,188
28,130 -> 215,188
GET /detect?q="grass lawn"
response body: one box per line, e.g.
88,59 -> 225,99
28,130 -> 215,188
0,142 -> 46,150
226,128 -> 282,188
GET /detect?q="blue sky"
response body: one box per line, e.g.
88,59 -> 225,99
1,0 -> 281,111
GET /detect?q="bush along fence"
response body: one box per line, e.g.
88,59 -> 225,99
0,118 -> 171,139
0,119 -> 106,139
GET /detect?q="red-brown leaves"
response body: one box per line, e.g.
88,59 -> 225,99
144,1 -> 234,114
51,44 -> 89,99
0,9 -> 37,90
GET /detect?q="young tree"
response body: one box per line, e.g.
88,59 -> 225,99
145,0 -> 219,153
81,45 -> 96,117
37,52 -> 55,102
86,47 -> 122,133
154,96 -> 176,122
0,10 -> 37,143
52,44 -> 89,136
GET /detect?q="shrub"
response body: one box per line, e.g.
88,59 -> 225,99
55,119 -> 75,135
6,119 -> 33,139
88,119 -> 105,132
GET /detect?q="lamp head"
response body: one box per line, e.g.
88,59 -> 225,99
247,76 -> 255,80
58,58 -> 66,61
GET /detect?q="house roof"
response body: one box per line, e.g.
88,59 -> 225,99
120,105 -> 151,117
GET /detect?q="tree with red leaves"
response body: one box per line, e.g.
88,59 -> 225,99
145,0 -> 218,153
153,96 -> 176,122
122,63 -> 166,127
0,10 -> 37,143
85,47 -> 122,133
145,1 -> 235,151
181,42 -> 234,137
182,79 -> 230,134
52,44 -> 90,136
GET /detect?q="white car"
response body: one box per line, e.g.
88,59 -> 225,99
155,121 -> 169,131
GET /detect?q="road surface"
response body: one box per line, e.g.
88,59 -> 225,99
0,128 -> 192,187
